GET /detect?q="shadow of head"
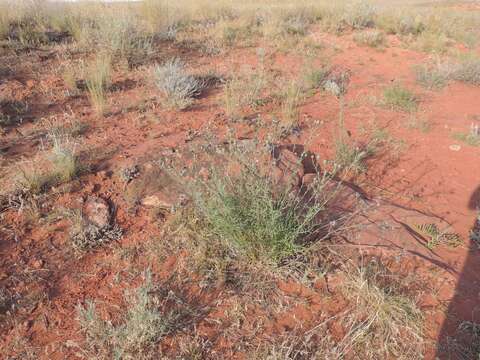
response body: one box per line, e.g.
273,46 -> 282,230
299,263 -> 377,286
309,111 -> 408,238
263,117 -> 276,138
469,186 -> 480,210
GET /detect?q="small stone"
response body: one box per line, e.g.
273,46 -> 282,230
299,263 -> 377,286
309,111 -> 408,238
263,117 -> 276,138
83,196 -> 111,228
32,259 -> 43,269
449,144 -> 461,151
144,163 -> 154,171
141,194 -> 174,209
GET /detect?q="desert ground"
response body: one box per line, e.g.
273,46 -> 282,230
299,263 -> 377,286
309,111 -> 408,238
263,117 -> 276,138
1,0 -> 480,359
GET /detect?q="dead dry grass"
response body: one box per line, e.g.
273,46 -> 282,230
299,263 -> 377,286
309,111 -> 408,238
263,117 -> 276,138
1,0 -> 478,55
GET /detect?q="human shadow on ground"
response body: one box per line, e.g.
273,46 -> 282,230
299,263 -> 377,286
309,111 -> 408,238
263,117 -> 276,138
436,185 -> 480,359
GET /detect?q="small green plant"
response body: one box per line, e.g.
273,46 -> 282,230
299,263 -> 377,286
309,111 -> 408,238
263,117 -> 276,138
452,56 -> 480,86
16,161 -> 50,195
302,65 -> 331,91
62,63 -> 79,94
44,113 -> 87,139
415,56 -> 480,89
414,62 -> 453,90
334,95 -> 376,173
119,165 -> 140,184
49,135 -> 81,183
452,125 -> 480,147
154,58 -> 203,110
221,24 -> 240,47
406,115 -> 431,133
452,133 -> 480,147
86,53 -> 112,115
334,138 -> 373,174
383,84 -> 418,112
280,13 -> 311,36
15,134 -> 82,195
223,77 -> 243,120
321,1 -> 376,33
213,18 -> 259,48
261,11 -> 313,42
195,19 -> 232,51
353,29 -> 386,47
222,70 -> 266,120
111,20 -> 153,68
80,14 -> 153,66
410,31 -> 452,54
342,1 -> 377,30
413,223 -> 462,249
77,273 -> 171,359
377,12 -> 425,36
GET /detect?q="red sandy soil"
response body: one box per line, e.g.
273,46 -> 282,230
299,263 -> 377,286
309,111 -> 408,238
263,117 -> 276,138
0,28 -> 479,359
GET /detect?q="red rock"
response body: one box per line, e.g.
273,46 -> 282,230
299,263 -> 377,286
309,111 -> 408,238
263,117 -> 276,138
278,148 -> 304,180
271,148 -> 304,189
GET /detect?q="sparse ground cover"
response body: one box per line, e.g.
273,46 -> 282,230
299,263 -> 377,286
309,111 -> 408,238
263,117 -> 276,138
1,1 -> 480,359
